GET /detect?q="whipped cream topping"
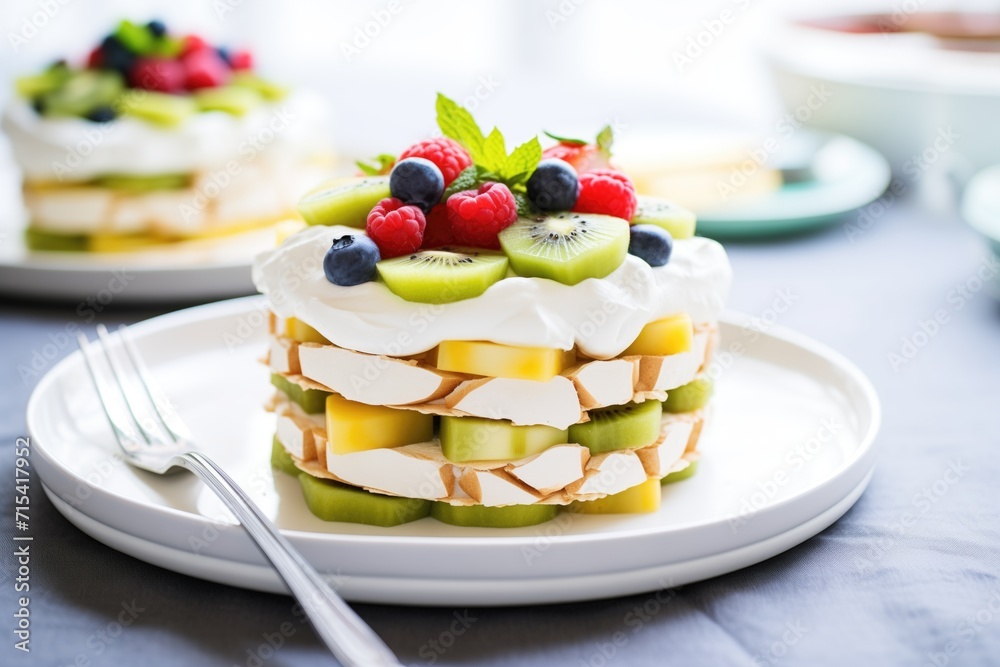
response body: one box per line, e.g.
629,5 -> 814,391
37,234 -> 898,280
253,225 -> 731,360
1,91 -> 329,182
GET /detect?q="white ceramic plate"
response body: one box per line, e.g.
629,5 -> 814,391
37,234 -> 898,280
0,229 -> 274,303
26,297 -> 880,606
695,132 -> 891,238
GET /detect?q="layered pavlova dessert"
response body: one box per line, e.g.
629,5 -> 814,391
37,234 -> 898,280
256,95 -> 731,528
3,19 -> 329,252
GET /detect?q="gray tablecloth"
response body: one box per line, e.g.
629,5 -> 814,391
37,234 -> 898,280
2,198 -> 999,666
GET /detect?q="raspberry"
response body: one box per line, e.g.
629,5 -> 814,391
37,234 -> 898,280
421,204 -> 455,249
446,183 -> 518,250
366,198 -> 426,258
542,143 -> 609,173
399,138 -> 472,186
573,169 -> 637,221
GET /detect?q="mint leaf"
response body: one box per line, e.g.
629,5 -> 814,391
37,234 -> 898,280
543,130 -> 587,145
436,93 -> 484,158
478,127 -> 509,174
356,153 -> 396,176
442,166 -> 479,199
596,124 -> 614,158
503,136 -> 541,182
513,192 -> 537,217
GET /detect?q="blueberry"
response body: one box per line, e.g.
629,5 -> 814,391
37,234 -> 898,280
389,157 -> 444,213
146,20 -> 167,38
84,105 -> 117,123
324,234 -> 380,286
99,35 -> 135,76
216,47 -> 231,66
526,158 -> 580,211
628,224 -> 673,267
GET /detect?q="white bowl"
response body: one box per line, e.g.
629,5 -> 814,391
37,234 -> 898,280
763,9 -> 1000,183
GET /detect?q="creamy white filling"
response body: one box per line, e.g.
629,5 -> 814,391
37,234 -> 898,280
253,225 -> 731,360
1,91 -> 329,182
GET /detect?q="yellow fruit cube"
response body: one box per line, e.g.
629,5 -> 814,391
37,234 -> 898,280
436,340 -> 575,381
326,394 -> 433,454
286,317 -> 330,344
570,478 -> 662,514
623,313 -> 693,356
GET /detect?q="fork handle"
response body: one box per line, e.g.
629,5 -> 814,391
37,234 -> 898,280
175,451 -> 403,667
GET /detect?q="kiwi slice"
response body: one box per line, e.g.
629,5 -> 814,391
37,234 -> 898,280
40,70 -> 124,118
498,212 -> 629,286
569,401 -> 662,455
297,177 -> 391,228
195,86 -> 264,116
24,227 -> 88,252
93,173 -> 191,192
121,91 -> 197,126
376,249 -> 508,304
231,71 -> 289,101
439,416 -> 568,463
631,196 -> 696,240
431,502 -> 558,528
299,474 -> 431,526
662,458 -> 699,485
271,373 -> 329,414
271,436 -> 300,476
16,66 -> 71,99
663,375 -> 713,413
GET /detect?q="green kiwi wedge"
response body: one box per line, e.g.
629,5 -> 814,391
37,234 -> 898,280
93,173 -> 191,192
439,416 -> 568,463
231,72 -> 289,101
376,248 -> 508,304
270,436 -> 300,476
194,86 -> 263,116
270,373 -> 329,414
663,375 -> 713,413
40,70 -> 124,118
631,196 -> 696,239
662,459 -> 699,485
298,473 -> 431,526
297,177 -> 391,228
431,502 -> 558,528
121,91 -> 197,126
24,228 -> 88,252
569,400 -> 662,454
498,212 -> 629,285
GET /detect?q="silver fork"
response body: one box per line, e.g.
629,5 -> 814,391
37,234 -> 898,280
77,324 -> 403,667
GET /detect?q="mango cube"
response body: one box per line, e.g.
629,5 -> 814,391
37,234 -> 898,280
326,394 -> 433,454
436,340 -> 575,381
623,313 -> 693,356
286,317 -> 330,344
570,478 -> 662,514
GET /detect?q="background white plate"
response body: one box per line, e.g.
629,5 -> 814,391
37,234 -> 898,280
26,297 -> 880,606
